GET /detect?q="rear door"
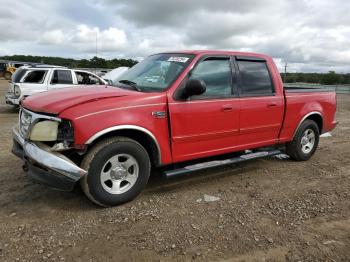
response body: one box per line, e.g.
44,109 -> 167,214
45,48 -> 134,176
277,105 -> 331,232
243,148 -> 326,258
49,69 -> 74,90
168,56 -> 240,162
235,57 -> 284,147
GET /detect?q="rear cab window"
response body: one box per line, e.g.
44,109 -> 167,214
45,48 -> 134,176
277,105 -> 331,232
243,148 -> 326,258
236,58 -> 275,96
51,70 -> 73,84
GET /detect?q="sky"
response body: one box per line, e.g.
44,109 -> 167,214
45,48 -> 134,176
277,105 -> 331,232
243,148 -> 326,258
0,0 -> 349,73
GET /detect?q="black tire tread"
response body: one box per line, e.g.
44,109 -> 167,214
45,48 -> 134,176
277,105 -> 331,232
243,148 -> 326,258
80,136 -> 150,207
286,119 -> 320,161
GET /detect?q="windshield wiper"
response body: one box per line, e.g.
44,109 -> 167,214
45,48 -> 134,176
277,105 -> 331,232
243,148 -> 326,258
118,79 -> 141,91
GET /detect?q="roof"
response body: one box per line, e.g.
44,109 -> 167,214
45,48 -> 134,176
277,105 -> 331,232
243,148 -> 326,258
22,64 -> 66,69
159,50 -> 272,60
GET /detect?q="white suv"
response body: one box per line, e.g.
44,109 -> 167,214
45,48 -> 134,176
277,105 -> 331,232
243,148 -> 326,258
5,65 -> 107,106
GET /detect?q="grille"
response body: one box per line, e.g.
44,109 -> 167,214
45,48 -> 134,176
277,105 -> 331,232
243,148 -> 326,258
19,109 -> 32,137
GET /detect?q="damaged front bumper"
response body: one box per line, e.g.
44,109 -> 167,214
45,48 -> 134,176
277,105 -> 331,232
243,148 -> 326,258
5,92 -> 20,106
12,125 -> 86,191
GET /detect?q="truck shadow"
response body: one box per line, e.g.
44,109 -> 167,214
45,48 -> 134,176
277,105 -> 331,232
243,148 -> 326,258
145,162 -> 256,194
4,157 -> 289,211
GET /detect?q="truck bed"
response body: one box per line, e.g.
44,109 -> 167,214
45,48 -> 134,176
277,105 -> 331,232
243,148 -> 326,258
284,85 -> 336,93
279,87 -> 337,143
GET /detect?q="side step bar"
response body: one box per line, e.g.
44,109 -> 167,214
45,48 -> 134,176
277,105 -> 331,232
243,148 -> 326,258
164,149 -> 282,178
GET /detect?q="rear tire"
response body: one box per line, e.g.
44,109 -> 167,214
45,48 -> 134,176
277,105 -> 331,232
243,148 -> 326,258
286,119 -> 320,161
80,137 -> 151,207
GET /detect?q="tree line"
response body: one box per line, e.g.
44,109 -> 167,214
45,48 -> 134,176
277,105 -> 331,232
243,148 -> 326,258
1,55 -> 350,85
282,71 -> 350,85
0,55 -> 138,69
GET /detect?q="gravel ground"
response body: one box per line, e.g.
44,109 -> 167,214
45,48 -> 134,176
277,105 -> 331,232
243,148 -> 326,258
0,79 -> 349,261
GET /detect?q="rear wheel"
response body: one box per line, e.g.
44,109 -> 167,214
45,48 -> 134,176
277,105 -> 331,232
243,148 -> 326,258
80,137 -> 151,207
4,71 -> 12,80
286,119 -> 320,161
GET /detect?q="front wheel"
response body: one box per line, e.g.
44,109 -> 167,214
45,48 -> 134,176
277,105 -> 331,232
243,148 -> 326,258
80,137 -> 151,207
286,119 -> 320,161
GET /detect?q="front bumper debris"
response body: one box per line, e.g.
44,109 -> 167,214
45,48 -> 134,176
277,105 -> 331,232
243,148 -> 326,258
12,125 -> 86,191
5,92 -> 19,106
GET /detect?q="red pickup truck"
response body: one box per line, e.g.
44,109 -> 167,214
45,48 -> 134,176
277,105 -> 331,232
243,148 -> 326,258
12,50 -> 337,206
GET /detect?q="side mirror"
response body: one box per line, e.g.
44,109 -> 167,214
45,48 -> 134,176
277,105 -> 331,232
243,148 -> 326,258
183,78 -> 206,98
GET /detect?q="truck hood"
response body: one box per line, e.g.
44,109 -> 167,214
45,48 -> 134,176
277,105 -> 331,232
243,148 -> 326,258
22,85 -> 136,114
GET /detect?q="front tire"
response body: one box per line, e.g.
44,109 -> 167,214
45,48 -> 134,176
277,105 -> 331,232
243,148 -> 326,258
286,119 -> 320,161
80,137 -> 151,207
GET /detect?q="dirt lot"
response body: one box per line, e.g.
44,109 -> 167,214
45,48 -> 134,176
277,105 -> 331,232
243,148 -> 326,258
0,79 -> 349,262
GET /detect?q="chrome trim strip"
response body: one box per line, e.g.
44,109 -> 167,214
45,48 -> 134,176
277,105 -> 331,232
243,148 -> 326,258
76,103 -> 166,120
292,111 -> 323,139
85,125 -> 162,164
13,126 -> 86,181
21,107 -> 61,122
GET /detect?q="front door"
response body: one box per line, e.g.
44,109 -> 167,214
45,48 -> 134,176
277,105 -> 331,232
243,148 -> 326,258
168,56 -> 240,162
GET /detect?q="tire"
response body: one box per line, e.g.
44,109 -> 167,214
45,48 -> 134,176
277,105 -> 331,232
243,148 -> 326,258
80,137 -> 151,207
286,119 -> 320,161
4,71 -> 12,80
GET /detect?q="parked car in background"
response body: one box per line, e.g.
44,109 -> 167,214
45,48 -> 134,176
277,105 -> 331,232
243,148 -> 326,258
103,67 -> 129,84
5,65 -> 107,106
11,51 -> 337,207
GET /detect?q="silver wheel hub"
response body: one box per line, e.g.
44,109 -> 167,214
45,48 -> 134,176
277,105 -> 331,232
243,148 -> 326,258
300,129 -> 315,154
100,154 -> 139,195
110,165 -> 127,180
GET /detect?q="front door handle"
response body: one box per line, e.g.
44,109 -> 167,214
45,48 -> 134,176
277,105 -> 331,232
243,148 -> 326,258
222,105 -> 233,112
267,103 -> 277,108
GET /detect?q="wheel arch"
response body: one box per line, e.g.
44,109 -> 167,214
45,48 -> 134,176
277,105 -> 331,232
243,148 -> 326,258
85,125 -> 162,166
292,112 -> 323,139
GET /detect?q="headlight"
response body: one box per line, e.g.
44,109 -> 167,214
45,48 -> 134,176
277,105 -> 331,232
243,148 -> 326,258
14,85 -> 21,97
29,120 -> 59,141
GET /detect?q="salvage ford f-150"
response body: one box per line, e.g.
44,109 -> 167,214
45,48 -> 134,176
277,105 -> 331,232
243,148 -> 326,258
11,50 -> 337,206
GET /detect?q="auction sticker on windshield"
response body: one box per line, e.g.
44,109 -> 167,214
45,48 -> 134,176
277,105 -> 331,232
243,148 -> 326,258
167,57 -> 189,63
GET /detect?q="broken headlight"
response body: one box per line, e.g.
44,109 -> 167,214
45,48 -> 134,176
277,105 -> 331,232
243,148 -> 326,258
57,120 -> 74,142
29,120 -> 59,141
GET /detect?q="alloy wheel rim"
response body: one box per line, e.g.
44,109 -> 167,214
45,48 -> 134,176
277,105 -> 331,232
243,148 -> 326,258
301,129 -> 315,154
100,154 -> 139,194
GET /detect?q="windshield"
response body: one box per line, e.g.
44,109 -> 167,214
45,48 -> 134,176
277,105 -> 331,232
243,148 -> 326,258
113,53 -> 194,92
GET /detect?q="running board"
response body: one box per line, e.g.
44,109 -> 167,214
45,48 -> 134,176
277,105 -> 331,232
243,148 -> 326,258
164,149 -> 282,178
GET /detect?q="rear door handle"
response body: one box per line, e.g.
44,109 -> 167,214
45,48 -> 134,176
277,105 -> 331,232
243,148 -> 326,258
222,105 -> 233,112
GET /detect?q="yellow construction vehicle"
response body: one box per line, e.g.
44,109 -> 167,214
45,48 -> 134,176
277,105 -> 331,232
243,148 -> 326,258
4,64 -> 17,80
0,62 -> 26,80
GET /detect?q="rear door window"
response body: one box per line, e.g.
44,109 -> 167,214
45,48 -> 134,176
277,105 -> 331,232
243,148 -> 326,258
237,60 -> 274,96
22,70 -> 47,84
51,70 -> 73,84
